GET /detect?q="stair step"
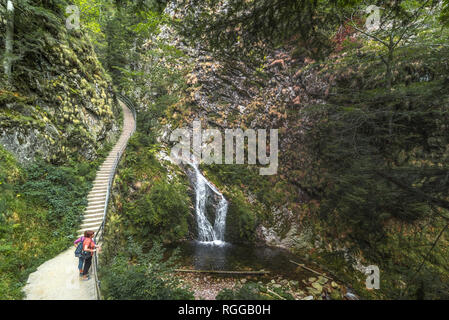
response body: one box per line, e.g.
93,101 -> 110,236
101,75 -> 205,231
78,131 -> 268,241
92,182 -> 108,186
85,209 -> 104,214
88,200 -> 105,206
78,227 -> 100,234
88,194 -> 106,199
83,212 -> 104,219
83,216 -> 104,223
92,183 -> 109,188
93,180 -> 109,184
87,201 -> 105,206
92,184 -> 108,188
90,189 -> 107,194
86,204 -> 105,210
81,221 -> 102,228
88,190 -> 107,194
86,205 -> 104,210
91,187 -> 108,191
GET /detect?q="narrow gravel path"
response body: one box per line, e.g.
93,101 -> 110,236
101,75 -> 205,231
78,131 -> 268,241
23,101 -> 135,300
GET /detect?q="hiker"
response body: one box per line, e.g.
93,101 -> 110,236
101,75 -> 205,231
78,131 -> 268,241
81,230 -> 100,281
74,231 -> 97,277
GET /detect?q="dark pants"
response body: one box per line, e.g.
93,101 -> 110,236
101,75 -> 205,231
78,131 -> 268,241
78,257 -> 84,272
83,256 -> 92,276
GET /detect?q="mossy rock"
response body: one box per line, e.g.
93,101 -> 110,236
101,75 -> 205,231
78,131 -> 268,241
224,188 -> 258,244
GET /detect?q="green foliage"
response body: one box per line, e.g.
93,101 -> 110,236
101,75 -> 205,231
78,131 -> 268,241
0,0 -> 120,164
122,178 -> 191,243
20,159 -> 94,236
216,282 -> 272,300
100,241 -> 194,300
224,188 -> 258,244
108,116 -> 193,244
296,18 -> 449,298
442,0 -> 449,25
73,0 -> 105,36
0,147 -> 96,299
80,0 -> 170,89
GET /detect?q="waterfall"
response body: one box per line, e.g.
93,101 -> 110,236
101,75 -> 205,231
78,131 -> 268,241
189,162 -> 228,244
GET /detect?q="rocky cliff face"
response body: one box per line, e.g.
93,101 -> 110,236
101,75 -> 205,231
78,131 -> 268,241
126,0 -> 330,248
0,8 -> 119,164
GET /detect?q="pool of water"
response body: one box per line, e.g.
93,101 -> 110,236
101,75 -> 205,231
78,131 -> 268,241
166,240 -> 309,279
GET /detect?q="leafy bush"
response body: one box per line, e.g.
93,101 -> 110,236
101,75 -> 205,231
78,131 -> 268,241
224,188 -> 258,244
110,120 -> 193,244
20,160 -> 94,236
122,179 -> 191,243
100,241 -> 193,300
0,147 -> 96,299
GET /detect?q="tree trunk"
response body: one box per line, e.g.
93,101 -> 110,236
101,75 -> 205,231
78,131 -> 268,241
385,47 -> 394,92
4,0 -> 14,85
386,46 -> 394,137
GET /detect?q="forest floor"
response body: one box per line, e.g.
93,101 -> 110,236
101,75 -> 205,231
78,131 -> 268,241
178,273 -> 240,300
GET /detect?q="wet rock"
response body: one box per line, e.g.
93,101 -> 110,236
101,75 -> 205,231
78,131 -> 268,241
311,282 -> 322,291
317,276 -> 328,285
307,286 -> 321,296
344,291 -> 359,300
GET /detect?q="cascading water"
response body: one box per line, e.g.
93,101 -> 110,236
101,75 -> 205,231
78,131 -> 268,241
189,162 -> 228,245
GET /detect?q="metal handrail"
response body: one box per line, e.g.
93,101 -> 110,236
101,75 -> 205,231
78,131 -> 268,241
91,93 -> 137,300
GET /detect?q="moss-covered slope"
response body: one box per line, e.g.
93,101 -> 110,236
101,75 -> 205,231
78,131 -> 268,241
0,1 -> 119,164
